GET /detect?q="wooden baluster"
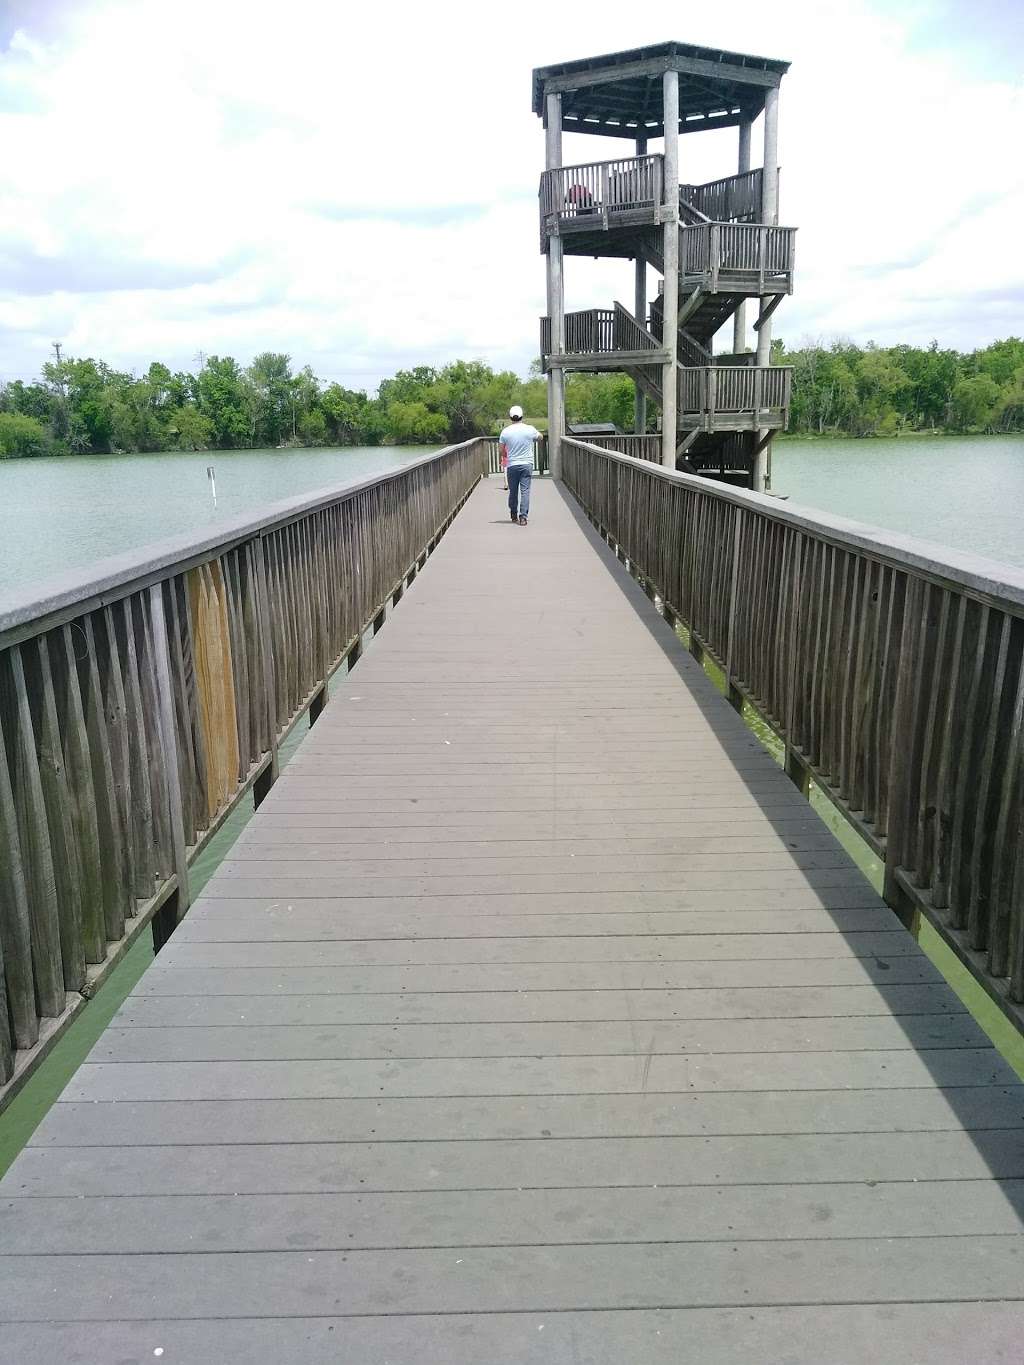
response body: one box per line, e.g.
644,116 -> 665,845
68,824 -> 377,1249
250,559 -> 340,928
5,645 -> 65,1019
0,933 -> 11,1082
986,628 -> 1024,978
0,674 -> 39,1050
118,598 -> 155,898
148,584 -> 191,949
23,636 -> 86,992
133,597 -> 173,882
57,624 -> 105,964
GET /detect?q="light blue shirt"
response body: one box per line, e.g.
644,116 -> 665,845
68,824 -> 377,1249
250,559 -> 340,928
499,422 -> 540,467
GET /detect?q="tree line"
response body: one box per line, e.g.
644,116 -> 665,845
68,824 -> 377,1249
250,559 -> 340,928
1,337 -> 1022,459
780,337 -> 1024,438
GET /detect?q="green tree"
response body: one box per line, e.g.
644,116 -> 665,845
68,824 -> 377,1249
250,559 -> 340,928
950,375 -> 1001,431
385,400 -> 447,443
246,352 -> 293,446
169,405 -> 214,450
195,356 -> 251,448
0,411 -> 48,458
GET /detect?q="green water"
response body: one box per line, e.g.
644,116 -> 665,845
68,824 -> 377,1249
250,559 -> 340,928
0,444 -> 427,597
774,434 -> 1024,568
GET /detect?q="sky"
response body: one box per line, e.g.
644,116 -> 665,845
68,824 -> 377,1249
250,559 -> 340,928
0,0 -> 1022,391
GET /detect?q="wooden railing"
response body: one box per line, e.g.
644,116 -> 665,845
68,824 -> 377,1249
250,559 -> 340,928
567,309 -> 616,354
680,168 -> 766,223
483,436 -> 549,475
585,434 -> 662,463
539,155 -> 663,240
680,223 -> 796,291
562,438 -> 1024,1035
679,365 -> 792,422
0,439 -> 488,1104
612,302 -> 658,353
541,305 -> 659,362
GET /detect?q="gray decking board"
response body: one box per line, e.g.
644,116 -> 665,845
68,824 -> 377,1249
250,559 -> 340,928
2,479 -> 1023,1362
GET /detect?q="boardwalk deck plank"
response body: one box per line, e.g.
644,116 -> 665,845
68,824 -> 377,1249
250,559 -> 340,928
2,480 -> 1023,1362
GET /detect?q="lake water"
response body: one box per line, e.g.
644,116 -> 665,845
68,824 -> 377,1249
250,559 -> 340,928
773,434 -> 1024,568
0,445 -> 426,596
1,436 -> 1023,602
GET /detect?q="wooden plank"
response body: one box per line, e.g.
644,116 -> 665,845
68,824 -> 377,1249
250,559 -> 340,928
131,956 -> 942,997
5,1304 -> 1024,1365
35,1082 -> 1024,1149
6,1235 -> 1024,1321
13,1127 -> 1024,1198
89,1012 -> 986,1063
112,980 -> 967,1026
5,1179 -> 1022,1255
59,1047 -> 1013,1104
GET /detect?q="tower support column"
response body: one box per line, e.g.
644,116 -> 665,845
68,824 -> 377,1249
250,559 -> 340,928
732,120 -> 752,356
660,71 -> 679,469
754,85 -> 780,490
634,134 -> 648,436
545,92 -> 565,479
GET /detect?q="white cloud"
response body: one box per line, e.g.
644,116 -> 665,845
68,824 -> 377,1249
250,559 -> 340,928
0,0 -> 1020,388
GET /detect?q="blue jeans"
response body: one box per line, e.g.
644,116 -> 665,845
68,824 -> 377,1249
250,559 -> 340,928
508,464 -> 532,519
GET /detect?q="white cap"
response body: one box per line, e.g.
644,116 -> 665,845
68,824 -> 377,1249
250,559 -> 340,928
508,404 -> 524,419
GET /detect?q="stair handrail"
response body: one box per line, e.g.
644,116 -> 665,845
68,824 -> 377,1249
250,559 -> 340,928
612,301 -> 659,352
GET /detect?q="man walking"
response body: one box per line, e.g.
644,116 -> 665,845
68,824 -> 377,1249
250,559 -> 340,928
498,405 -> 541,526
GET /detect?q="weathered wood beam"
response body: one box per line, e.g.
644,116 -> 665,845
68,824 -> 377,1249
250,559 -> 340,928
543,55 -> 780,99
546,348 -> 671,372
753,292 -> 785,331
561,110 -> 749,138
676,429 -> 700,457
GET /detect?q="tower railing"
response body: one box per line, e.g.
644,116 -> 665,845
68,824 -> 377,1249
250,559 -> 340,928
679,223 -> 796,291
680,168 -> 766,222
678,365 -> 792,423
540,305 -> 660,363
539,154 -> 662,242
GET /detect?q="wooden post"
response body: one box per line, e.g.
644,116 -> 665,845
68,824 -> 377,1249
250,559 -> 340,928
732,120 -> 752,355
754,86 -> 780,491
661,70 -> 680,469
148,585 -> 190,950
545,91 -> 565,480
634,133 -> 648,436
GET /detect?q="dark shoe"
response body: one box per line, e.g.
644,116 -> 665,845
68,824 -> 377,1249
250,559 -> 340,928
518,515 -> 528,526
510,511 -> 518,522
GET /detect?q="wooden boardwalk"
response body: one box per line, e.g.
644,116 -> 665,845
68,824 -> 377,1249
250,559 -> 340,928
3,478 -> 1024,1363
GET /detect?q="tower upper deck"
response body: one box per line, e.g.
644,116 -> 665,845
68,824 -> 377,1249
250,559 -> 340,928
532,40 -> 790,141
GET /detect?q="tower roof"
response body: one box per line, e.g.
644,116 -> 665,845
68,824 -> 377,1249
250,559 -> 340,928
532,40 -> 790,139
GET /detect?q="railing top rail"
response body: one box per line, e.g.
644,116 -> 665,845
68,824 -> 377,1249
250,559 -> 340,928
541,152 -> 661,177
681,167 -> 764,192
679,364 -> 794,374
679,220 -> 797,233
0,437 -> 484,647
563,438 -> 1024,611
